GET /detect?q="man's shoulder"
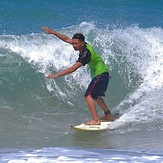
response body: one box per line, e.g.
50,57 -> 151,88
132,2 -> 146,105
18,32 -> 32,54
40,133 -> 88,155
85,43 -> 92,49
81,43 -> 91,55
85,43 -> 96,53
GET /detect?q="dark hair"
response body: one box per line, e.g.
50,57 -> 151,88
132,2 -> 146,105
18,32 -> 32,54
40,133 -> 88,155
72,33 -> 85,42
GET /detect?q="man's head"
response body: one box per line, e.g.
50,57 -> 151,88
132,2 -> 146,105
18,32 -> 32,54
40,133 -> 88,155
72,33 -> 85,42
72,33 -> 85,51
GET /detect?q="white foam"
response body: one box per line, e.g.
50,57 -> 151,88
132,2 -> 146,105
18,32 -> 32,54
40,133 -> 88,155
3,147 -> 163,163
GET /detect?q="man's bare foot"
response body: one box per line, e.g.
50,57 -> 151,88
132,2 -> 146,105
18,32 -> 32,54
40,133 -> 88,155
85,119 -> 101,125
100,114 -> 116,121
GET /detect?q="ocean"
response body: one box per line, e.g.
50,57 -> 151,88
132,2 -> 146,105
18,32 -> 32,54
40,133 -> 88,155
0,0 -> 163,162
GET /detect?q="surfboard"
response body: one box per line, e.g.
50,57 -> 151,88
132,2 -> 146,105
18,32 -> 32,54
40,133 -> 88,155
71,121 -> 113,131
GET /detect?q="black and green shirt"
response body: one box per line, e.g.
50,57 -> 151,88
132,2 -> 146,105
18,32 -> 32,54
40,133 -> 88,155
77,43 -> 109,78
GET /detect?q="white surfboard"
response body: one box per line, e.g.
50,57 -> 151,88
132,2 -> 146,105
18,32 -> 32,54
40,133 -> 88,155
71,121 -> 113,131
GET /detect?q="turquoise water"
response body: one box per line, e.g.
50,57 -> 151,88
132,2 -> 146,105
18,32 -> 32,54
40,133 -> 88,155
0,0 -> 163,162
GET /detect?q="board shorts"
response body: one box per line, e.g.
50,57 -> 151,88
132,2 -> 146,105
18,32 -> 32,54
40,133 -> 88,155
84,72 -> 110,100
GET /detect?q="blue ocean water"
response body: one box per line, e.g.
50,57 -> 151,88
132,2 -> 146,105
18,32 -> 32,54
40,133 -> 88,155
0,0 -> 163,162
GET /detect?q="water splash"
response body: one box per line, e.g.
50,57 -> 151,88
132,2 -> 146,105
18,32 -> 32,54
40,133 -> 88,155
1,22 -> 163,131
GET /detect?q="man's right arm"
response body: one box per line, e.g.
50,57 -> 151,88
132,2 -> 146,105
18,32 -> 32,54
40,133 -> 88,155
42,27 -> 72,44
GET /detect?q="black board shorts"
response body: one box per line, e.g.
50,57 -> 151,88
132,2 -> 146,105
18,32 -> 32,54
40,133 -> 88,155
84,72 -> 110,100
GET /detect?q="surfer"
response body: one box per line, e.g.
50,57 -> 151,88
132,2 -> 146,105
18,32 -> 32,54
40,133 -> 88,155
43,27 -> 116,125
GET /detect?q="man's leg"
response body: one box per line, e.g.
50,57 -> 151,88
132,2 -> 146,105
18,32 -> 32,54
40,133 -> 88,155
96,97 -> 116,121
85,95 -> 100,125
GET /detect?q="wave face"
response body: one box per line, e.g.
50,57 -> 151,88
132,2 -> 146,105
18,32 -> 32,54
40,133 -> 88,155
0,22 -> 163,148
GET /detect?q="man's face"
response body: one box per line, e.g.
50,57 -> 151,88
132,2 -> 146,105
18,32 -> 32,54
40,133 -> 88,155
72,39 -> 84,51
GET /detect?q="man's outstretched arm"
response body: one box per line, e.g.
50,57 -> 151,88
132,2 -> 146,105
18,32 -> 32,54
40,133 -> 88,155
46,62 -> 82,79
43,26 -> 72,44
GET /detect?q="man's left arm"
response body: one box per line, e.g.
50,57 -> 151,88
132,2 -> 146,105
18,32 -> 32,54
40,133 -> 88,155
46,62 -> 83,79
43,27 -> 72,44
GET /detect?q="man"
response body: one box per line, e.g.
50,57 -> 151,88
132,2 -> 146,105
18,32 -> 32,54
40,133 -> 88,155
43,27 -> 116,125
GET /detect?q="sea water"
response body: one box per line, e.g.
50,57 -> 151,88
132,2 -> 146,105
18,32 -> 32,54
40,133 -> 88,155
0,0 -> 163,162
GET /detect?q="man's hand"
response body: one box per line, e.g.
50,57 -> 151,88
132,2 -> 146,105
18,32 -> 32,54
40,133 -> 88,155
42,27 -> 54,34
46,74 -> 59,79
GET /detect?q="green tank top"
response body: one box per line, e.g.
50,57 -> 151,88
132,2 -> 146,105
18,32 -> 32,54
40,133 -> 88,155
86,44 -> 109,78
